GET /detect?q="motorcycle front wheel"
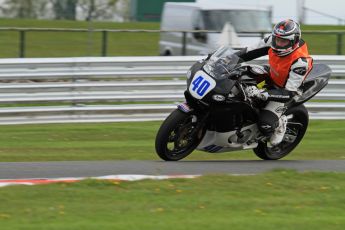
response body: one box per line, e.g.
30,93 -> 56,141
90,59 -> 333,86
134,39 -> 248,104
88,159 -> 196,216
253,104 -> 309,160
155,109 -> 205,161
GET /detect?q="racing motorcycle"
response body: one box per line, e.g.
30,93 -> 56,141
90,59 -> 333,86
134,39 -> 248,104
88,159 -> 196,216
155,46 -> 331,161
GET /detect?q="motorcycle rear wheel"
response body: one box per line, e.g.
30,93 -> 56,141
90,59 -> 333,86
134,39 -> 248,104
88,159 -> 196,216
253,104 -> 309,160
155,109 -> 205,161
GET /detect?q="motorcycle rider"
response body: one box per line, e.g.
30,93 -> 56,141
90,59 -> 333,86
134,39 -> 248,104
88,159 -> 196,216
235,19 -> 313,146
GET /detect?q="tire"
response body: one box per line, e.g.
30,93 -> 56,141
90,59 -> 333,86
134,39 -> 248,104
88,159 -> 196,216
253,104 -> 309,160
155,109 -> 205,161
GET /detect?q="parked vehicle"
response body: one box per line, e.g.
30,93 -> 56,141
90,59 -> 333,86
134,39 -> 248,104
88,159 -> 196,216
155,46 -> 331,161
159,2 -> 272,55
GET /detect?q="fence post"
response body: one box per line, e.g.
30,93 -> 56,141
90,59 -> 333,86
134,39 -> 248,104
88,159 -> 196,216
102,30 -> 108,57
19,30 -> 26,58
182,32 -> 187,56
337,33 -> 343,55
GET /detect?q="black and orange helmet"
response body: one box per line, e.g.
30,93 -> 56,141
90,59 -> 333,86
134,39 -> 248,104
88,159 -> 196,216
271,19 -> 301,56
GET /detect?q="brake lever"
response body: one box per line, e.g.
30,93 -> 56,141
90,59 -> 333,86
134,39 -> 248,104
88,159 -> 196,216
238,83 -> 248,102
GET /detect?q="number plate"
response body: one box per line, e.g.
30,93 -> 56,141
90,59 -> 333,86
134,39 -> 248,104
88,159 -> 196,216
189,71 -> 216,99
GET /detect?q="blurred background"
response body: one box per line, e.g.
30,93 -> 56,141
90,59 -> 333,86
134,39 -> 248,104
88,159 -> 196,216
0,0 -> 344,58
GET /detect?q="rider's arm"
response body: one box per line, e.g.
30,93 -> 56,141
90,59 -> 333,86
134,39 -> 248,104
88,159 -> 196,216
285,57 -> 312,91
235,35 -> 272,62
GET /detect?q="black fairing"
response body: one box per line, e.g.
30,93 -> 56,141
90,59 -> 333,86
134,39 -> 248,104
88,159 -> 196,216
187,60 -> 237,101
213,78 -> 236,94
187,60 -> 205,86
207,102 -> 258,132
295,64 -> 331,105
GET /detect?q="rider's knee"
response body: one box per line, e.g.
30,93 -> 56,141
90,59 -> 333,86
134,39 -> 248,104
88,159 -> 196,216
258,110 -> 279,136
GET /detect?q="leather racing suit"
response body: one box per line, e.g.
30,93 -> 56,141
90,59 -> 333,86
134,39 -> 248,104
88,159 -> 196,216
235,35 -> 313,136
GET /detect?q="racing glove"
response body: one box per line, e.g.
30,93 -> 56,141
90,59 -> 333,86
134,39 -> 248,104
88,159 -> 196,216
245,86 -> 269,101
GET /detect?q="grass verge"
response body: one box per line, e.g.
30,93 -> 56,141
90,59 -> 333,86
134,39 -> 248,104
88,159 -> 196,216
0,18 -> 345,57
0,120 -> 344,162
0,170 -> 344,230
0,18 -> 160,57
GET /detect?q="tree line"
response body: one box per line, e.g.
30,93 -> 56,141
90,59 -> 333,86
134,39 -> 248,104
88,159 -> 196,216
0,0 -> 130,21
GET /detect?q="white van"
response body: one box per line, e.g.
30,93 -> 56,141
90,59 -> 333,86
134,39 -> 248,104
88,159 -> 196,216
159,2 -> 272,55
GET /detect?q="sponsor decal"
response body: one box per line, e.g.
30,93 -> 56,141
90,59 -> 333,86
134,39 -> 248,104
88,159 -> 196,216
275,106 -> 287,114
270,95 -> 290,99
251,66 -> 266,75
212,94 -> 225,102
178,103 -> 192,113
293,67 -> 307,75
204,144 -> 223,153
261,124 -> 272,130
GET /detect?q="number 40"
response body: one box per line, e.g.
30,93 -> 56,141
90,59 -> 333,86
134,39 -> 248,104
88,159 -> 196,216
192,76 -> 211,97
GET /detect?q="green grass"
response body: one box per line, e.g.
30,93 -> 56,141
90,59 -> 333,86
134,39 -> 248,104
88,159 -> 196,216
0,170 -> 344,229
0,120 -> 344,162
301,24 -> 345,55
0,18 -> 345,57
0,18 -> 160,57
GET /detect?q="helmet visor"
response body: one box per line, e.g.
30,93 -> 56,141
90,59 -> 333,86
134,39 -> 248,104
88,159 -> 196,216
272,35 -> 293,50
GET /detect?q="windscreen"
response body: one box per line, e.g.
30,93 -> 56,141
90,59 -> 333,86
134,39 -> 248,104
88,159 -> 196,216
203,46 -> 241,79
202,10 -> 271,32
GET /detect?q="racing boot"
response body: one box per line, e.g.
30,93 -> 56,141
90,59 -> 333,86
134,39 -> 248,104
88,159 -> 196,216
270,115 -> 287,146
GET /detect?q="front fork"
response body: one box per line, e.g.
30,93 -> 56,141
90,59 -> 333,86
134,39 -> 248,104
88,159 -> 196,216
177,102 -> 208,140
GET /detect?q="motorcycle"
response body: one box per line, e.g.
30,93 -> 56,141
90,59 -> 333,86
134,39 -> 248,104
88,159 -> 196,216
155,46 -> 331,161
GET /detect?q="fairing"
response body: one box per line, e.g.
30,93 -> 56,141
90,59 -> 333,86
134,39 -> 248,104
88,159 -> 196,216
186,46 -> 243,104
296,64 -> 331,105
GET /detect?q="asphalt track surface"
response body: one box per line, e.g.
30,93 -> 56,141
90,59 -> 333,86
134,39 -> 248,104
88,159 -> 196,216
0,160 -> 345,179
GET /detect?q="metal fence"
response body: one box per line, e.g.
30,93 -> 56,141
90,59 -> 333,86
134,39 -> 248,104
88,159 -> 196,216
2,28 -> 345,57
0,55 -> 343,124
